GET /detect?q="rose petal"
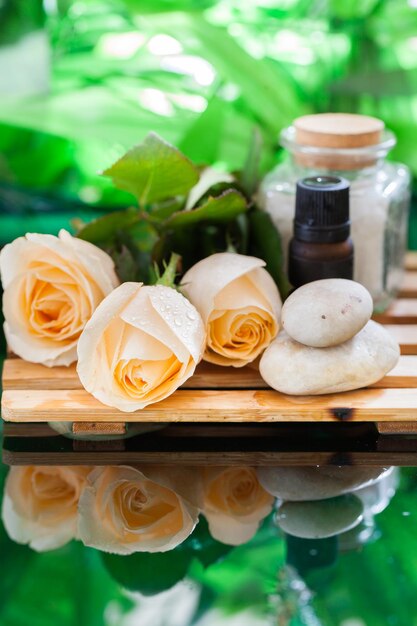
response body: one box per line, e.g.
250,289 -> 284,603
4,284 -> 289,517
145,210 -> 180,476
58,230 -> 119,295
77,283 -> 205,412
247,267 -> 282,321
120,286 -> 191,364
204,510 -> 261,546
201,467 -> 274,545
181,253 -> 269,323
181,253 -> 281,368
2,493 -> 77,551
78,466 -> 200,554
0,231 -> 118,366
1,466 -> 88,552
4,321 -> 78,367
214,275 -> 273,313
77,282 -> 141,391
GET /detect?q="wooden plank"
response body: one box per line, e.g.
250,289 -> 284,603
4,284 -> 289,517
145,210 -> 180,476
2,360 -> 266,391
3,355 -> 417,392
3,387 -> 417,423
373,299 -> 417,325
399,271 -> 417,298
377,421 -> 417,435
3,449 -> 417,467
371,356 -> 417,388
72,422 -> 126,436
385,325 -> 417,354
2,361 -> 80,391
405,251 -> 417,270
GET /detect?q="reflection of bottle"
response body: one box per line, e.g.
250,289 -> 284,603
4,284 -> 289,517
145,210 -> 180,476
288,176 -> 354,288
286,534 -> 338,576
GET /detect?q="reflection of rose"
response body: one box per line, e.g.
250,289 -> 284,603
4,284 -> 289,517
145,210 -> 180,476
2,466 -> 89,551
181,253 -> 281,367
0,230 -> 119,366
78,466 -> 200,554
201,467 -> 274,545
77,282 -> 205,412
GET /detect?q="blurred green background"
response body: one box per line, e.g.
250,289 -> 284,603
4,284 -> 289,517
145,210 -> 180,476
1,0 -> 417,243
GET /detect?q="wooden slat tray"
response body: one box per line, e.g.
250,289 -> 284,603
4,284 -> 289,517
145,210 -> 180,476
3,253 -> 417,433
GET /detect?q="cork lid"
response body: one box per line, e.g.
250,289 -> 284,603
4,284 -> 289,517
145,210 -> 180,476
294,113 -> 384,149
282,113 -> 389,170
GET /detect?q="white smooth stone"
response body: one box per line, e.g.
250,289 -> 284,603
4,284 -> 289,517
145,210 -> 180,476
259,320 -> 400,395
282,279 -> 373,347
276,494 -> 364,539
257,466 -> 391,501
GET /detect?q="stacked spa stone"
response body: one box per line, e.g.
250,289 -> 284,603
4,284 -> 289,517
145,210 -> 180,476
260,279 -> 400,395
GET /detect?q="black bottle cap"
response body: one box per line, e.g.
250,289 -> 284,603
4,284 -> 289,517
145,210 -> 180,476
294,176 -> 350,243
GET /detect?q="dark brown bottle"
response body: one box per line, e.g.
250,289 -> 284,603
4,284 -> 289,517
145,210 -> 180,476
288,176 -> 354,288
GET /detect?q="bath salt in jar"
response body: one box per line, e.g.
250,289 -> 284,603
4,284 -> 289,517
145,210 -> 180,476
259,113 -> 411,311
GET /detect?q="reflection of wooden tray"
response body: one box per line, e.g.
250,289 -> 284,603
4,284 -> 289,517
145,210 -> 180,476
3,253 -> 417,436
4,422 -> 417,467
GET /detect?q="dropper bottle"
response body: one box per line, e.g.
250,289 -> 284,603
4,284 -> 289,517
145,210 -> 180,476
288,176 -> 354,289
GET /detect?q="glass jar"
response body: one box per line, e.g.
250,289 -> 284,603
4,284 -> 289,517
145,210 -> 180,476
259,119 -> 411,311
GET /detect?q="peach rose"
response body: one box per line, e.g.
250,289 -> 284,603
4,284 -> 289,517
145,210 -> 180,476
77,282 -> 205,412
181,253 -> 281,367
1,465 -> 89,551
201,467 -> 274,545
78,466 -> 200,554
0,230 -> 119,366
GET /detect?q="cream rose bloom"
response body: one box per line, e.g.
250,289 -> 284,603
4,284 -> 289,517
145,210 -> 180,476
1,465 -> 89,551
77,282 -> 205,412
0,230 -> 119,366
78,466 -> 200,554
201,467 -> 274,545
181,253 -> 281,367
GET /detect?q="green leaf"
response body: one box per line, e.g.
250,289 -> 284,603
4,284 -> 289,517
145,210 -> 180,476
101,550 -> 192,596
149,197 -> 185,221
110,224 -> 158,283
102,132 -> 199,206
187,517 -> 233,569
164,190 -> 248,229
76,209 -> 140,244
248,209 -> 291,300
109,245 -> 139,283
178,95 -> 226,164
101,517 -> 233,597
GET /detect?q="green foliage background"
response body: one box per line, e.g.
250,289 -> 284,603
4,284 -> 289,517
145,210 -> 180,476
1,0 -> 417,243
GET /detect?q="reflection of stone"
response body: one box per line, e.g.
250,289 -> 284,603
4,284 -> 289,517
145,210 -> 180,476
338,518 -> 377,552
354,467 -> 399,515
257,466 -> 390,501
276,494 -> 364,539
